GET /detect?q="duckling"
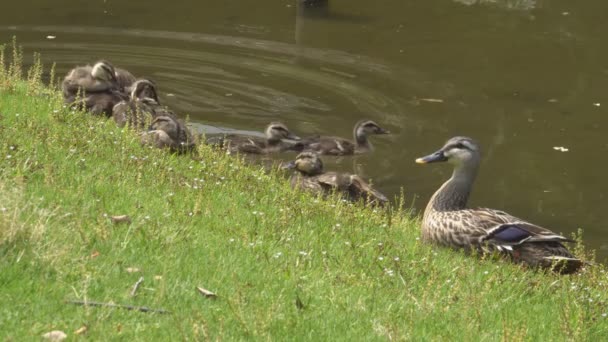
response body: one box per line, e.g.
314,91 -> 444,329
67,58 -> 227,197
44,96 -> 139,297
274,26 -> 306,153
112,79 -> 174,128
297,119 -> 389,155
207,122 -> 301,154
284,151 -> 388,205
141,115 -> 197,153
62,60 -> 131,116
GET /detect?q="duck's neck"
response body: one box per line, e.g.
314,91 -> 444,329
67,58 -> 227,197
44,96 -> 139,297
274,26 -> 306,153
354,128 -> 371,149
429,162 -> 478,212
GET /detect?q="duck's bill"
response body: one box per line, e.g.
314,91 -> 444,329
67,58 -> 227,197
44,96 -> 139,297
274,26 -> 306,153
287,134 -> 301,140
378,128 -> 390,134
281,161 -> 297,169
415,151 -> 447,164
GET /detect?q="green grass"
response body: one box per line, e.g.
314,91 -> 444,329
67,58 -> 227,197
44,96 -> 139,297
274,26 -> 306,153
1,40 -> 607,341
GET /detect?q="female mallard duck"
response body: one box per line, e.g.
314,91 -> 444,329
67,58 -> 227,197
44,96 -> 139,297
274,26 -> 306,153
207,122 -> 301,154
297,119 -> 389,155
112,79 -> 174,128
62,60 -> 134,116
141,115 -> 197,153
284,151 -> 388,205
416,136 -> 582,274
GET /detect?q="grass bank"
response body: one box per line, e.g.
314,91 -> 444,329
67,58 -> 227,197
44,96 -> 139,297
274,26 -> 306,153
1,43 -> 607,341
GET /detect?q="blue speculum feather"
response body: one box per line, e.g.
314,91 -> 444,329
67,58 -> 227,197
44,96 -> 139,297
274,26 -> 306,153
491,225 -> 532,243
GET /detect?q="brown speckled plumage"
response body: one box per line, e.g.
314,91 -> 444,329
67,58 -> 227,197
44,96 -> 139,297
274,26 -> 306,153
297,119 -> 389,156
417,136 -> 582,274
206,122 -> 301,154
62,60 -> 135,116
141,115 -> 196,153
112,79 -> 175,128
286,152 -> 387,205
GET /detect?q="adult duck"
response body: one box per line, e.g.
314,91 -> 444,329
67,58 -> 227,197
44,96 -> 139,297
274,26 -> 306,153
416,136 -> 582,274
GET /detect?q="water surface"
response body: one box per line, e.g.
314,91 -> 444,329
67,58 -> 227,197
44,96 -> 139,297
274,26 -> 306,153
1,0 -> 607,259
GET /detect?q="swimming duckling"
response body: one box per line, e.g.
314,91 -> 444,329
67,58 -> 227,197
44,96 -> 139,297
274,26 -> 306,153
141,115 -> 197,153
297,120 -> 389,155
207,122 -> 301,154
284,151 -> 388,205
112,79 -> 174,128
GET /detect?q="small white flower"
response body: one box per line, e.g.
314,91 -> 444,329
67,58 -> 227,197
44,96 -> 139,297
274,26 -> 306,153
145,215 -> 150,220
335,223 -> 341,228
249,242 -> 255,247
602,313 -> 607,317
274,252 -> 282,258
378,242 -> 384,247
229,238 -> 235,243
299,251 -> 308,256
102,213 -> 108,217
484,271 -> 489,275
6,155 -> 11,159
1,207 -> 7,212
394,257 -> 400,262
322,251 -> 327,255
188,212 -> 193,216
9,146 -> 15,150
378,256 -> 384,261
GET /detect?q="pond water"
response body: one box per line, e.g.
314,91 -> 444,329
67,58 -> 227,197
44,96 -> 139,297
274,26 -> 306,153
1,0 -> 607,259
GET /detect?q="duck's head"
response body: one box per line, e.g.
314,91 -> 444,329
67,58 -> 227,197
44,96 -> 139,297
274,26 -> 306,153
265,122 -> 301,141
131,79 -> 159,103
283,151 -> 323,176
91,60 -> 118,83
354,120 -> 390,137
416,136 -> 480,167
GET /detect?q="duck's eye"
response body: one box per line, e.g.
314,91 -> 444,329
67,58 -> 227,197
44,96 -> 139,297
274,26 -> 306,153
454,143 -> 467,150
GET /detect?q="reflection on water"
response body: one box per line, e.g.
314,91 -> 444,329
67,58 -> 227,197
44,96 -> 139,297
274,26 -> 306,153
452,0 -> 538,11
1,0 -> 607,259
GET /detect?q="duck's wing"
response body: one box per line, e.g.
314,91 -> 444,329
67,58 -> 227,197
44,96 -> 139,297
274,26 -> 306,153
470,208 -> 574,247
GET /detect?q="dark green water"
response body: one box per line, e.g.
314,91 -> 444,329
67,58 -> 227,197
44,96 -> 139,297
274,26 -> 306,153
1,0 -> 607,259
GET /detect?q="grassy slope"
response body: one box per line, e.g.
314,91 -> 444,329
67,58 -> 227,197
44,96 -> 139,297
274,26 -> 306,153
0,48 -> 607,341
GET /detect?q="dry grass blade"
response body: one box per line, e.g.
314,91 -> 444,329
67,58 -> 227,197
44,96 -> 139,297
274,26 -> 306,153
130,276 -> 144,297
111,215 -> 131,224
196,286 -> 217,299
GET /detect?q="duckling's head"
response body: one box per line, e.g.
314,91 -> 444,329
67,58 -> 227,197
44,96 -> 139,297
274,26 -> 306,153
354,120 -> 390,137
131,79 -> 159,103
416,136 -> 480,167
265,122 -> 301,142
284,151 -> 323,176
91,60 -> 117,83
